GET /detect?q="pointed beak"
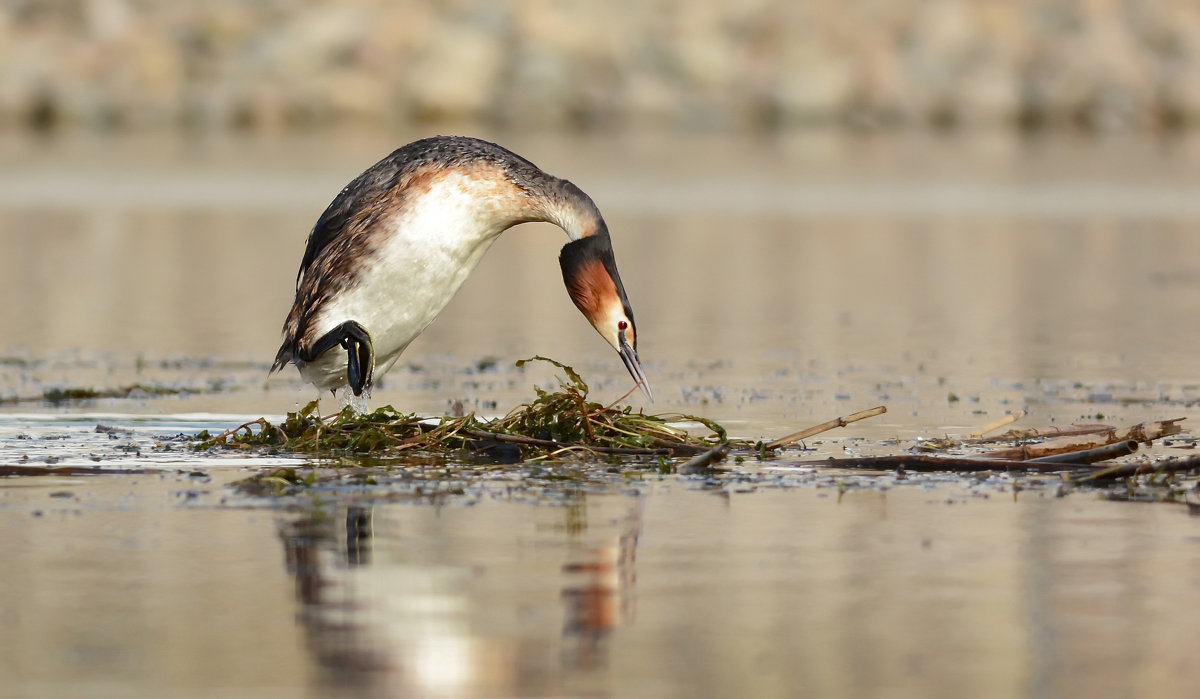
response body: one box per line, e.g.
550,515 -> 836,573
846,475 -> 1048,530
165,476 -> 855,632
559,233 -> 650,401
618,331 -> 652,401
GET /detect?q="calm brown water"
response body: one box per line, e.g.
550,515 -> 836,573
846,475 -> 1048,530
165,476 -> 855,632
2,130 -> 1200,697
3,475 -> 1199,698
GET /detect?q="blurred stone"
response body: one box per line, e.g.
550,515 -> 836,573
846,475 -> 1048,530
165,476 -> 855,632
1,0 -> 1199,131
408,23 -> 505,121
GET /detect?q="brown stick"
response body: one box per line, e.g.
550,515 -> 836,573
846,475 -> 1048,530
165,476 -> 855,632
0,464 -> 149,477
965,418 -> 1185,445
604,382 -> 642,411
1114,418 -> 1187,443
457,428 -> 675,456
981,441 -> 1105,461
1071,455 -> 1200,483
677,442 -> 731,474
965,424 -> 1115,444
650,439 -> 709,456
966,410 -> 1026,439
578,394 -> 597,441
979,418 -> 1185,461
788,454 -> 1073,473
1027,440 -> 1138,464
795,450 -> 1193,479
206,418 -> 268,445
765,406 -> 887,450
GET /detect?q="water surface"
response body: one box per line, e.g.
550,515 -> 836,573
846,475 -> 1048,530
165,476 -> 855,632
3,474 -> 1199,698
2,131 -> 1200,697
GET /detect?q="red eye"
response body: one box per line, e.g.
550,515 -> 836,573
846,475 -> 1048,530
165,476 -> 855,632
618,320 -> 628,331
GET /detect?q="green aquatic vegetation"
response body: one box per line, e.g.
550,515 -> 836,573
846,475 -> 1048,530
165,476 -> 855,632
495,356 -> 725,449
195,356 -> 729,460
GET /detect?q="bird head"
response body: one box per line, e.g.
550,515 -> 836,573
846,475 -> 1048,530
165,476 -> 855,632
559,231 -> 652,401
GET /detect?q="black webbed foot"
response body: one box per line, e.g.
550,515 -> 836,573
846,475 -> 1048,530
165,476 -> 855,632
343,333 -> 373,396
305,321 -> 374,396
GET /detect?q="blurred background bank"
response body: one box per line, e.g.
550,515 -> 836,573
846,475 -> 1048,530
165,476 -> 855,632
3,0 -> 1199,134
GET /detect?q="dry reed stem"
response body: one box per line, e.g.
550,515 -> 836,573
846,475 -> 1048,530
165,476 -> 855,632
966,410 -> 1027,439
1071,455 -> 1200,483
765,406 -> 887,450
0,464 -> 148,477
1026,440 -> 1138,464
576,393 -> 596,441
604,382 -> 642,411
968,424 -> 1121,444
789,454 -> 1072,473
677,442 -> 731,473
792,445 -> 1187,476
980,418 -> 1185,461
457,428 -> 675,456
1114,418 -> 1187,443
208,418 -> 268,445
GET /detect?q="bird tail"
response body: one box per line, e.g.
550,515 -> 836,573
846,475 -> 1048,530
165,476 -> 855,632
270,340 -> 296,375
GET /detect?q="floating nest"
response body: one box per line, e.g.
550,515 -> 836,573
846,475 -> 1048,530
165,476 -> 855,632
194,356 -> 730,461
193,356 -> 1200,507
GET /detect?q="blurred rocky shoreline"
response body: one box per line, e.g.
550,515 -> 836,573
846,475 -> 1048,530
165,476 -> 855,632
4,1 -> 1200,132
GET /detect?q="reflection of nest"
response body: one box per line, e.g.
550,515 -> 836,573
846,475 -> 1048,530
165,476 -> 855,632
278,498 -> 642,694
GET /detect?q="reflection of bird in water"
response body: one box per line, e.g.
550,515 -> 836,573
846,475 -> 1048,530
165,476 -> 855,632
561,502 -> 641,669
280,499 -> 644,693
271,135 -> 650,405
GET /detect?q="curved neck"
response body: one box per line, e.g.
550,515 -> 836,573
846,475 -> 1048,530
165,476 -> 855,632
539,178 -> 606,240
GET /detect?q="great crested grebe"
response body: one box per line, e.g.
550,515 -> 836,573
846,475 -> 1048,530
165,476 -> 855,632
270,135 -> 650,404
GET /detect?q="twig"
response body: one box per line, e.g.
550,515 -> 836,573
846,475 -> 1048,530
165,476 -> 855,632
788,453 -> 1085,472
765,406 -> 887,450
966,410 -> 1026,439
979,418 -> 1185,460
650,438 -> 708,456
980,441 -> 1109,461
0,465 -> 148,477
577,393 -> 596,441
207,418 -> 267,445
965,424 -> 1114,444
458,428 -> 674,456
1115,418 -> 1187,443
1027,440 -> 1138,464
604,382 -> 642,411
677,442 -> 731,474
964,418 -> 1186,445
1071,455 -> 1200,483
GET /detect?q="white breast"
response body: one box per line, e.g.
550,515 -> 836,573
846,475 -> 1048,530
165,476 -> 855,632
300,171 -> 529,392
